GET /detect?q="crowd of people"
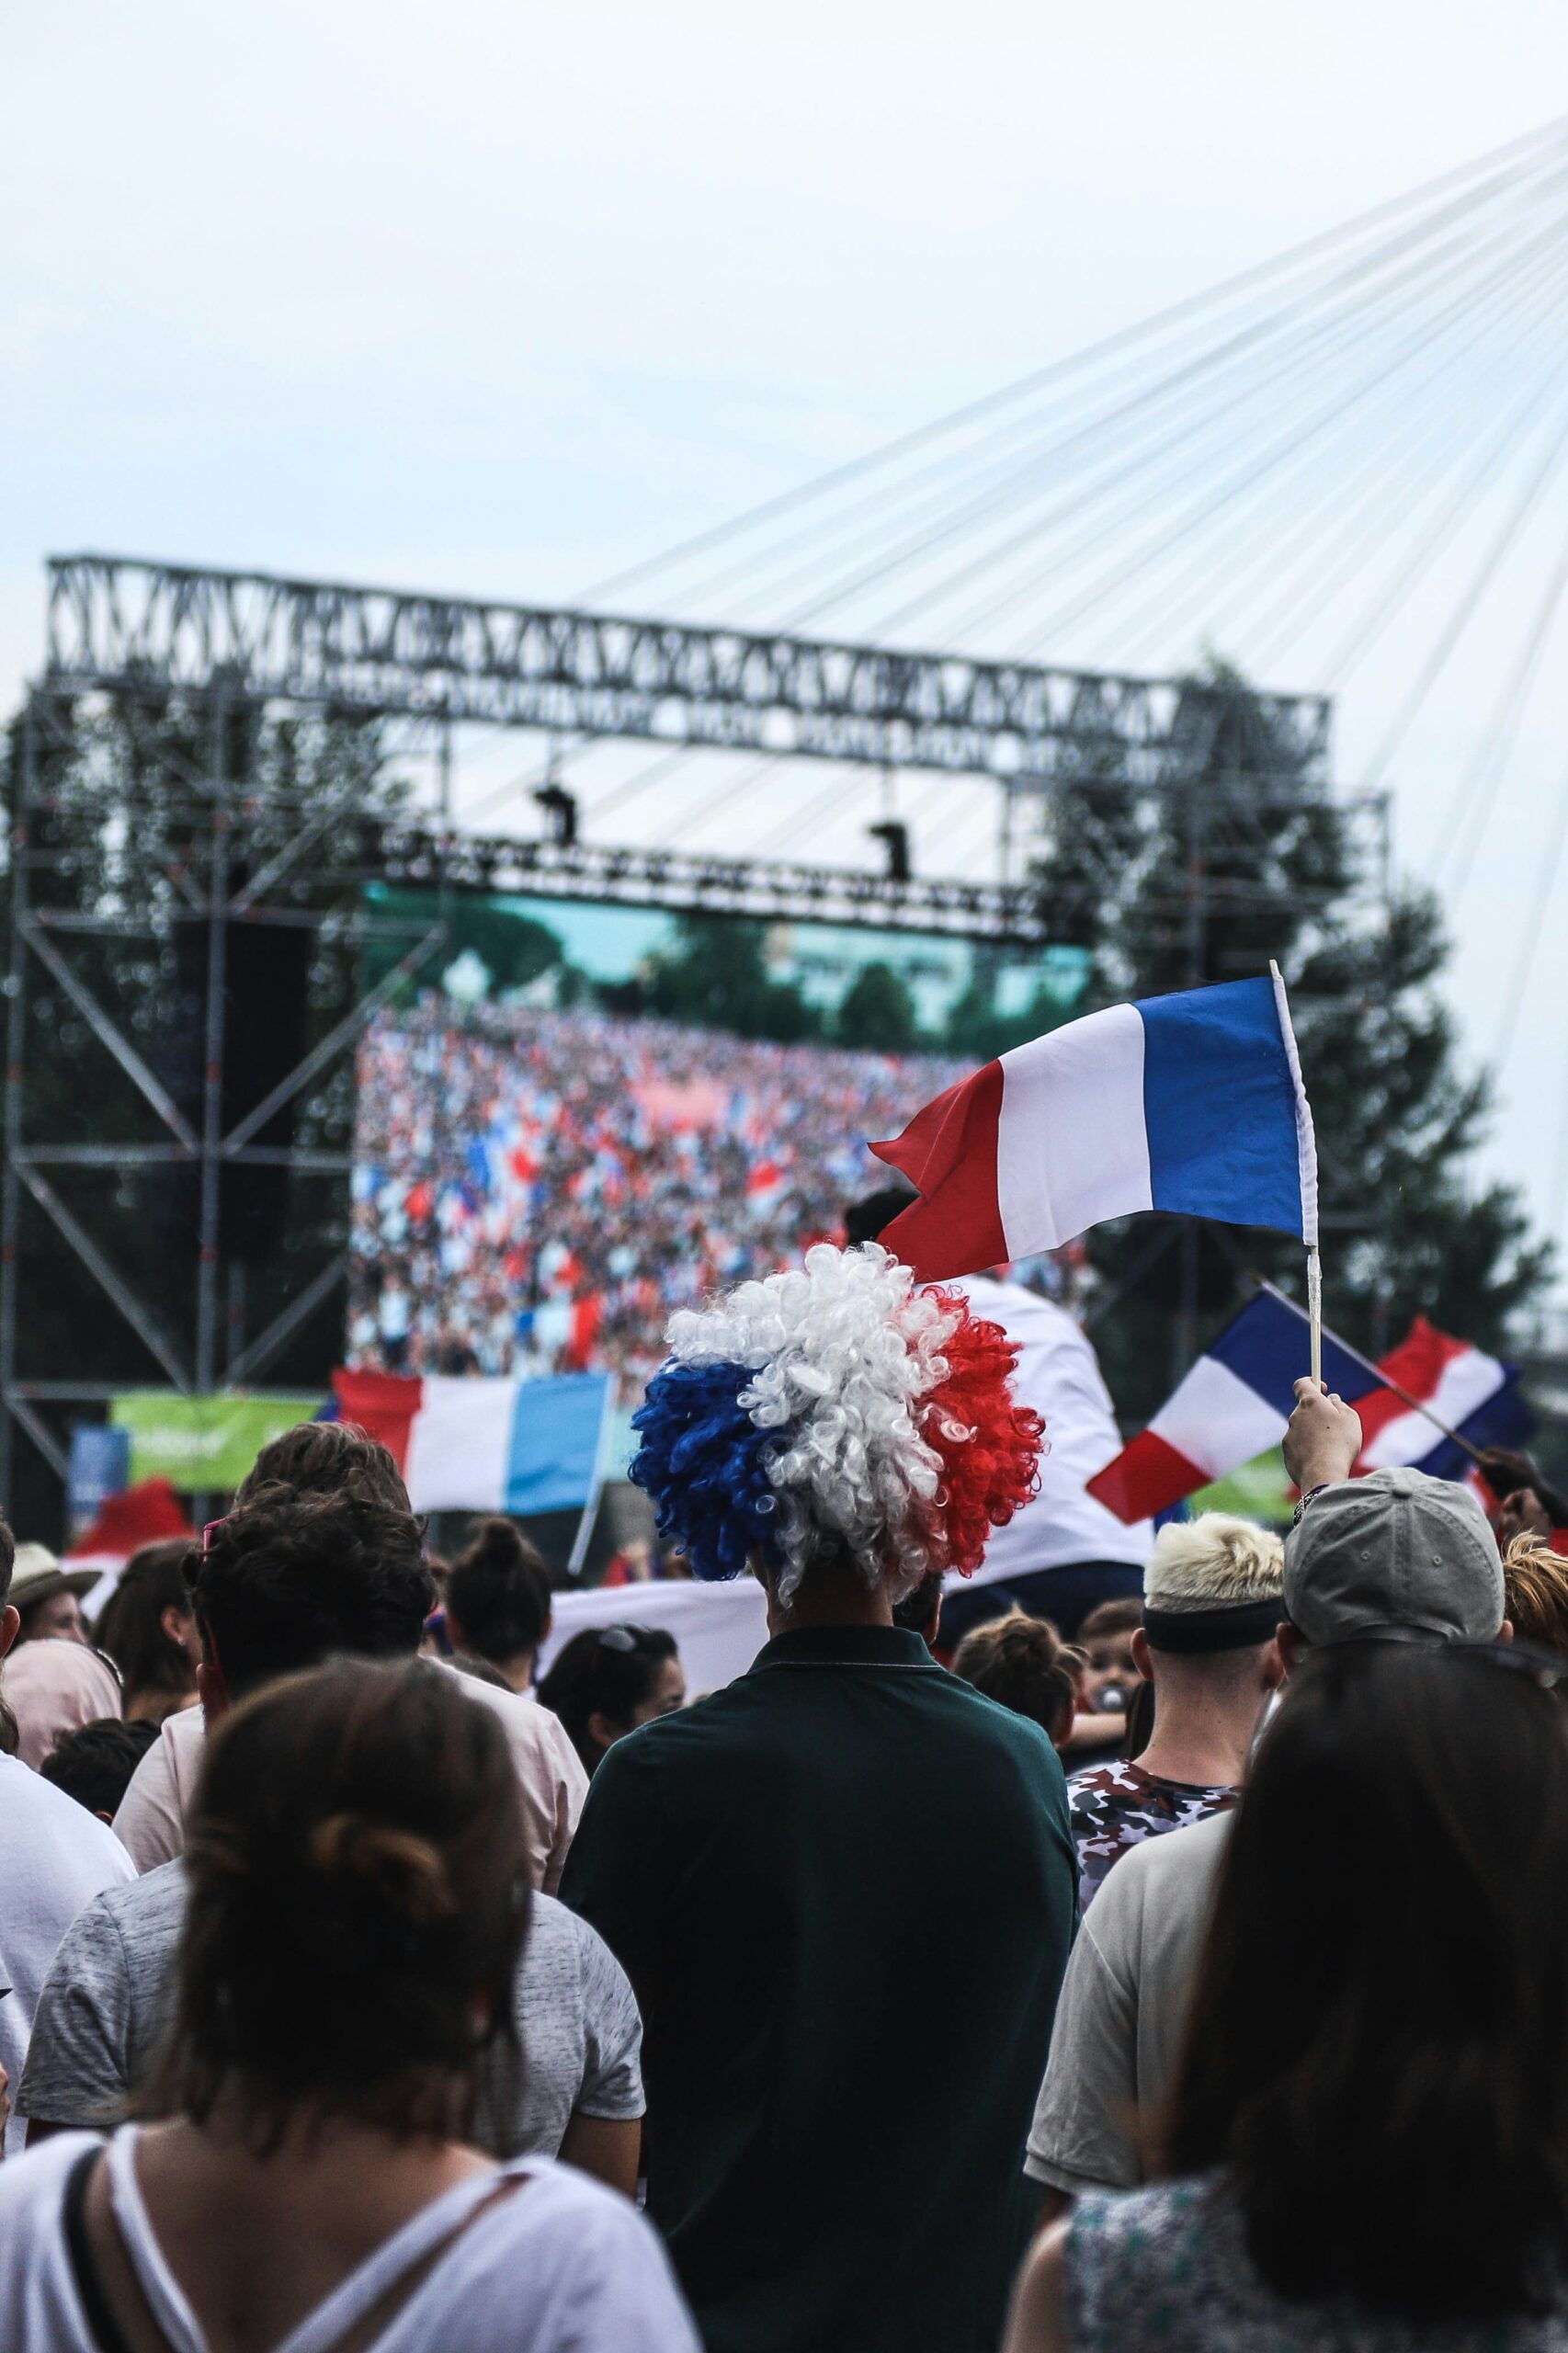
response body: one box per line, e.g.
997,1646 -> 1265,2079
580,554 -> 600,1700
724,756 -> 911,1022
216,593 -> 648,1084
347,1001 -> 965,1384
3,1228 -> 1568,2347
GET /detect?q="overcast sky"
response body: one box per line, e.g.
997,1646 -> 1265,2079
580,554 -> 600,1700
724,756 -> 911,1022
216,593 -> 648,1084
7,0 -> 1568,1290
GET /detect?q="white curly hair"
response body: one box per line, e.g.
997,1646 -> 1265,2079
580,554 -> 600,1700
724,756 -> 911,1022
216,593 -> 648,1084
662,1242 -> 965,1603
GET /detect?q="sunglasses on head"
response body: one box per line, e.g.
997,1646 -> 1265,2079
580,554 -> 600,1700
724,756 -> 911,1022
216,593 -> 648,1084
597,1624 -> 658,1654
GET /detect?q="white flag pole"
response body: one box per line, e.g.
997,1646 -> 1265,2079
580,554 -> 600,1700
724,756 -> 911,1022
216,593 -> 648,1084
1269,959 -> 1322,1388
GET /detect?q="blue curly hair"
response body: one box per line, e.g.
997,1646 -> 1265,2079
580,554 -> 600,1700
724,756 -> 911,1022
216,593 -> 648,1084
630,1358 -> 790,1582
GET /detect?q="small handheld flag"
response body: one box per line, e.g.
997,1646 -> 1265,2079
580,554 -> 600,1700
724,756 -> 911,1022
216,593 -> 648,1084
871,972 -> 1317,1282
1086,1288 -> 1528,1525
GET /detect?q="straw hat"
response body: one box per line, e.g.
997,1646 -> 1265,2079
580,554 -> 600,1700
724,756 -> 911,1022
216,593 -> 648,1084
9,1541 -> 101,1613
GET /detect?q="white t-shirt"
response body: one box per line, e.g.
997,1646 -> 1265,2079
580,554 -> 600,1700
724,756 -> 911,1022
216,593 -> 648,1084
113,1667 -> 587,1893
0,2129 -> 699,2353
947,1276 -> 1152,1582
0,1753 -> 135,2154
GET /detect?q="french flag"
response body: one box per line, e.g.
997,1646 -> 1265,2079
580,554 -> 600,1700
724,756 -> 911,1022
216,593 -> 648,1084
1087,1290 -> 1526,1524
1352,1313 -> 1530,1482
333,1367 -> 613,1515
872,975 -> 1315,1281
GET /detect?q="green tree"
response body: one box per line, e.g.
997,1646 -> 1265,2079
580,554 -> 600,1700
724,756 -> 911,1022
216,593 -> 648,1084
636,916 -> 822,1042
835,961 -> 919,1051
1029,661 -> 1550,1422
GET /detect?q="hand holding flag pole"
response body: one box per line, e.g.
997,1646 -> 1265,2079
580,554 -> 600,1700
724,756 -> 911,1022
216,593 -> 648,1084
1255,1280 -> 1486,1465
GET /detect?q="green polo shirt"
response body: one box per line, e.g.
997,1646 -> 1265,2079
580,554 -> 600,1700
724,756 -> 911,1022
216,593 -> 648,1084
559,1621 -> 1077,2353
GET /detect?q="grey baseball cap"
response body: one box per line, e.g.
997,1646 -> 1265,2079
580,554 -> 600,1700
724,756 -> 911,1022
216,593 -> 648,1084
1283,1466 -> 1503,1643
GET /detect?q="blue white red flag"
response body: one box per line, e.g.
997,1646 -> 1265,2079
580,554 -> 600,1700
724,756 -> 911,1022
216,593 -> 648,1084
1087,1290 -> 1526,1524
872,975 -> 1315,1282
332,1367 -> 613,1515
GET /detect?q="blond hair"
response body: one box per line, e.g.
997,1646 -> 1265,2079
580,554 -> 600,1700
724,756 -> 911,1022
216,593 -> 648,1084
1145,1512 -> 1284,1612
1502,1534 -> 1568,1658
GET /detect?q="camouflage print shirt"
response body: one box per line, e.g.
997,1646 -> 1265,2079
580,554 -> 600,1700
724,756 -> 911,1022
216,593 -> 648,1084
1067,1760 -> 1238,1913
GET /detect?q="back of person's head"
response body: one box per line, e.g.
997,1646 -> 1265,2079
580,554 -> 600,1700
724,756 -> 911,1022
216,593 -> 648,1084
3,1638 -> 123,1770
951,1608 -> 1081,1746
1078,1596 -> 1143,1647
234,1419 -> 411,1512
1165,1637 -> 1568,2321
1142,1514 -> 1283,1663
94,1539 -> 199,1703
892,1566 -> 944,1650
145,1657 -> 529,2150
1503,1535 -> 1568,1657
41,1716 -> 158,1820
187,1488 -> 434,1702
1283,1466 -> 1503,1644
445,1518 -> 551,1670
843,1184 -> 916,1248
537,1622 -> 681,1774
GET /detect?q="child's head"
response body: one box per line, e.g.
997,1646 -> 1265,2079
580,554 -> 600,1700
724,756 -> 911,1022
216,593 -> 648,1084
950,1608 -> 1083,1749
1076,1596 -> 1144,1715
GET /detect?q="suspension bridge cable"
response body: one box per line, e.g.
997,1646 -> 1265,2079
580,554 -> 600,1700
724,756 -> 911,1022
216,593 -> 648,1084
988,190 -> 1568,662
761,150 -> 1568,641
1356,379 -> 1568,795
575,114 -> 1568,608
1437,515 -> 1568,896
1107,234 -> 1568,672
1256,254 -> 1568,679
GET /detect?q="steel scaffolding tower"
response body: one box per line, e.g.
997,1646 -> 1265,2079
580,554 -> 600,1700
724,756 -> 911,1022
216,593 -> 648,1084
4,553 -> 1353,1505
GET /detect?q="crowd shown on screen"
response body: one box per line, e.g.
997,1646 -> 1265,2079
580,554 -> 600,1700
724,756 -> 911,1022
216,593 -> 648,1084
4,1242 -> 1568,2351
347,1001 -> 963,1382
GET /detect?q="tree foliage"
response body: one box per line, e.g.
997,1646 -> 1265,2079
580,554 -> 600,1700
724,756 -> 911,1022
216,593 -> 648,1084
1029,663 -> 1550,1424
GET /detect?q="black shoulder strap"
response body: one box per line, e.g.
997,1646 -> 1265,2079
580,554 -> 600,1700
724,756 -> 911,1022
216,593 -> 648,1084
62,2144 -> 145,2353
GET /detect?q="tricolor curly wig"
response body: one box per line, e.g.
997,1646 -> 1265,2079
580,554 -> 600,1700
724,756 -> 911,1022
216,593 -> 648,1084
630,1243 -> 1043,1603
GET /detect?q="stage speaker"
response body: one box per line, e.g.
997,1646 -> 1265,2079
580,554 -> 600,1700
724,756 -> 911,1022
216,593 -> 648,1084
153,904 -> 313,1264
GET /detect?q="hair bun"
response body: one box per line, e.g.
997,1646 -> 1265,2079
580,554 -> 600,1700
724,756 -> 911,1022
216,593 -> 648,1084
460,1517 -> 528,1579
308,1813 -> 455,1927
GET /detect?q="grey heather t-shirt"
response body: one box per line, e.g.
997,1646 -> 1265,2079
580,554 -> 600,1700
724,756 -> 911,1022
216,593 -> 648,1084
17,1862 -> 643,2154
1025,1809 -> 1231,2196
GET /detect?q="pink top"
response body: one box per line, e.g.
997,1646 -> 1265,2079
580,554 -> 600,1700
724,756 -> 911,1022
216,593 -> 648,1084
112,1665 -> 587,1890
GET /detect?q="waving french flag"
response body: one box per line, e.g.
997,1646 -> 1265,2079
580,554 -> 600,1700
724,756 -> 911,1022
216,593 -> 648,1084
1087,1290 -> 1526,1524
872,974 -> 1316,1282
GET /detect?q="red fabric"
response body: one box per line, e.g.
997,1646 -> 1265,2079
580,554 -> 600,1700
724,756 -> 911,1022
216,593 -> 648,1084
1350,1314 -> 1469,1467
332,1368 -> 423,1471
66,1478 -> 194,1565
915,1291 -> 1043,1575
1087,1428 -> 1207,1526
872,1060 -> 1006,1281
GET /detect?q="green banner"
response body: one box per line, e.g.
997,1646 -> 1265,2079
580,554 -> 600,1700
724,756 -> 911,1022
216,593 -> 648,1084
110,1393 -> 324,1492
1190,1449 -> 1294,1528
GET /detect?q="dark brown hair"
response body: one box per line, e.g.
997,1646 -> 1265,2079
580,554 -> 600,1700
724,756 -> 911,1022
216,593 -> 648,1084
1078,1596 -> 1143,1645
94,1540 -> 199,1704
186,1488 -> 434,1702
537,1621 -> 679,1774
235,1420 -> 411,1512
950,1608 -> 1082,1746
446,1518 -> 551,1669
143,1657 -> 529,2152
1163,1641 -> 1568,2319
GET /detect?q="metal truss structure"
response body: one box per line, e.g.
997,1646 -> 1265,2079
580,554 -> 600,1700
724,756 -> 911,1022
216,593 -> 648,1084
4,552 -> 1355,1508
46,553 -> 1333,790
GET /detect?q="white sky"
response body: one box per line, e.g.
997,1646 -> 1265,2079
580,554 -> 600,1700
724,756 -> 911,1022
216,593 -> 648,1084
7,0 -> 1568,1283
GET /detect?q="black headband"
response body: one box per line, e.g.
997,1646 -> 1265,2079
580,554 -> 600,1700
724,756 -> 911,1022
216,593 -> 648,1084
1141,1597 -> 1283,1654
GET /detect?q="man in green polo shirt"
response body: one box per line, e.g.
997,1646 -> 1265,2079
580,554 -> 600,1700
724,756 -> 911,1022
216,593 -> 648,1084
560,1245 -> 1078,2353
